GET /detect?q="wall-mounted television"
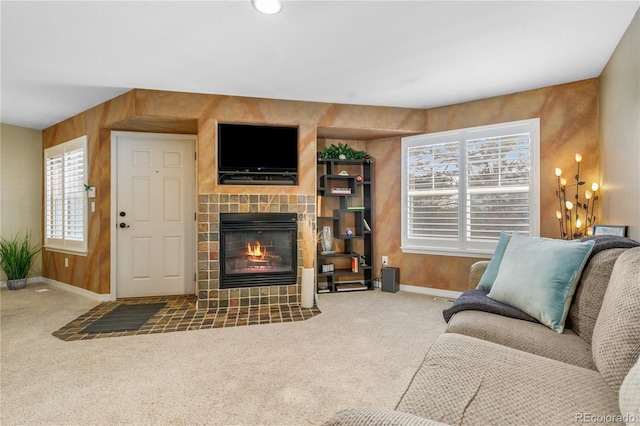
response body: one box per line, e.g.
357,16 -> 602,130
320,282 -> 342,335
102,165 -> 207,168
218,123 -> 298,179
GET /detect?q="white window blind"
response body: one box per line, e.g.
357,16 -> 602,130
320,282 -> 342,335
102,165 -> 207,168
44,135 -> 88,253
407,140 -> 460,243
402,119 -> 539,257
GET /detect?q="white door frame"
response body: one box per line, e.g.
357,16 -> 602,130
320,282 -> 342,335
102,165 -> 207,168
110,131 -> 198,301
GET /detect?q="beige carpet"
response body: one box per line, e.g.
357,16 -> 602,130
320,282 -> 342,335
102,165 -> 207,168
1,283 -> 451,425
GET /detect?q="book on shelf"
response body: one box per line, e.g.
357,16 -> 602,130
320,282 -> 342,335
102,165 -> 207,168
330,187 -> 352,195
336,283 -> 368,292
363,218 -> 371,231
347,206 -> 365,210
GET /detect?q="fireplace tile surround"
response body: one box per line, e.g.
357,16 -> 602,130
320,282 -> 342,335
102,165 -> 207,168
197,193 -> 315,310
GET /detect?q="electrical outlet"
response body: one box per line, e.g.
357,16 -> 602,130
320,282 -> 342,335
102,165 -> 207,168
382,256 -> 388,266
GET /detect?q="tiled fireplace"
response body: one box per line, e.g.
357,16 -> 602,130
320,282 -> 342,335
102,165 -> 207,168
219,212 -> 297,289
197,194 -> 315,310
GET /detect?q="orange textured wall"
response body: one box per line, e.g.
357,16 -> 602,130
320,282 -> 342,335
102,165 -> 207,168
41,89 -> 425,294
42,93 -> 135,294
368,79 -> 599,292
42,80 -> 598,295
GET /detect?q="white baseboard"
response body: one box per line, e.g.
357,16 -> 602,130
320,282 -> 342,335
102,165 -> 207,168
399,284 -> 462,301
5,277 -> 459,304
30,276 -> 112,302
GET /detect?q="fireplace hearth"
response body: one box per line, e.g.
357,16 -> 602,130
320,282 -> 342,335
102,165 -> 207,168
219,213 -> 297,289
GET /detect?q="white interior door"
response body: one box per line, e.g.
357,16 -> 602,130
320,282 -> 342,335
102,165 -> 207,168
114,132 -> 196,298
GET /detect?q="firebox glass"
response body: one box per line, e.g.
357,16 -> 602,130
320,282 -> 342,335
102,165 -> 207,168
224,230 -> 294,275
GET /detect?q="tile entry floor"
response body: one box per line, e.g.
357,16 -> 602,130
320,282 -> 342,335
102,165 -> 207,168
52,295 -> 322,341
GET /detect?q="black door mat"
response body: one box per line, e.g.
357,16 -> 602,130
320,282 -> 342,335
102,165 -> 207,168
81,302 -> 166,334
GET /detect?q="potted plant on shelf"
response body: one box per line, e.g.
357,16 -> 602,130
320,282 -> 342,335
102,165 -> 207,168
0,231 -> 41,290
319,142 -> 369,161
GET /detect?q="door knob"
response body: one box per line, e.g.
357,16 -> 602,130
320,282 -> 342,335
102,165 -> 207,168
119,223 -> 130,229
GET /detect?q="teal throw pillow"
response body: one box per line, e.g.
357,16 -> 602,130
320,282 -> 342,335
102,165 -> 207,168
487,234 -> 595,333
476,232 -> 513,292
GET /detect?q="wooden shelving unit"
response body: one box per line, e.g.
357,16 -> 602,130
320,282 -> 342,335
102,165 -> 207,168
317,158 -> 374,293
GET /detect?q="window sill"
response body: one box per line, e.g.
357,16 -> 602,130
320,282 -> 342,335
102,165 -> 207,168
400,245 -> 493,259
44,247 -> 88,257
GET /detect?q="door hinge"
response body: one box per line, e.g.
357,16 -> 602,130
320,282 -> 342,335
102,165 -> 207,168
194,273 -> 197,282
194,212 -> 197,221
195,152 -> 197,160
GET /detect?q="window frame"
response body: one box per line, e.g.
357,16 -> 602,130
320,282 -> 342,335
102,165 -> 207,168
44,135 -> 89,255
401,119 -> 540,258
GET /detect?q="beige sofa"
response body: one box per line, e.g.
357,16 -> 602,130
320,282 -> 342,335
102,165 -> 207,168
324,245 -> 640,426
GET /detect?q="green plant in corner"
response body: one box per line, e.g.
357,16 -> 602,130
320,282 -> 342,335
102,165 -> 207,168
320,142 -> 368,160
0,231 -> 41,290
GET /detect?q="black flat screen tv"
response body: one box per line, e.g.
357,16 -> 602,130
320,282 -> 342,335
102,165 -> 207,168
218,123 -> 298,174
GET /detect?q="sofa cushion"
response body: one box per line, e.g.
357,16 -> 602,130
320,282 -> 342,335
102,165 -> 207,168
592,247 -> 640,392
567,248 -> 628,344
476,231 -> 512,291
446,310 -> 595,369
322,407 -> 449,426
398,333 -> 621,425
488,234 -> 595,332
619,355 -> 640,425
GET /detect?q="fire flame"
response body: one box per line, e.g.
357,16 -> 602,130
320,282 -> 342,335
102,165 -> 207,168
247,241 -> 267,259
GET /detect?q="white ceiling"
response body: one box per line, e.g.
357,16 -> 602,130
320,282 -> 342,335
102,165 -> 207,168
1,1 -> 638,130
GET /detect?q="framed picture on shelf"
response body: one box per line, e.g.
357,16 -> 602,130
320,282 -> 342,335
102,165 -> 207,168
321,263 -> 335,273
593,225 -> 627,237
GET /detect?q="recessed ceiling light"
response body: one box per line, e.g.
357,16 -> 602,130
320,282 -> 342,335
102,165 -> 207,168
252,0 -> 282,15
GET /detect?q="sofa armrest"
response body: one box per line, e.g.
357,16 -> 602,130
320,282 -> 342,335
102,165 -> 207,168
468,261 -> 490,290
322,407 -> 449,426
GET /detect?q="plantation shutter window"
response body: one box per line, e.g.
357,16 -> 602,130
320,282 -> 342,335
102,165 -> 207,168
401,119 -> 539,257
406,139 -> 461,250
44,135 -> 88,254
467,133 -> 532,242
45,154 -> 64,241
